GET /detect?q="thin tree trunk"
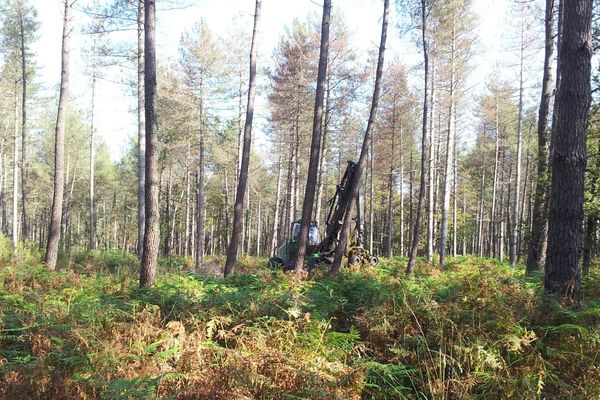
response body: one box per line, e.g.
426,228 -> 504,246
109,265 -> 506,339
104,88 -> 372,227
399,122 -> 405,256
139,0 -> 159,287
45,0 -> 72,270
477,166 -> 486,257
488,93 -> 500,257
409,150 -> 414,249
256,198 -> 261,256
224,0 -> 261,276
439,20 -> 456,268
519,138 -> 531,259
368,137 -> 374,254
462,184 -> 467,255
0,140 -> 5,236
223,168 -> 230,247
184,151 -> 191,256
405,0 -> 429,275
270,152 -> 283,256
510,22 -> 525,268
526,0 -> 554,273
315,82 -> 331,226
164,168 -> 172,257
137,0 -> 145,257
386,105 -> 396,258
331,0 -> 388,274
19,14 -> 29,241
293,0 -> 331,274
452,141 -> 458,257
195,77 -> 206,269
427,62 -> 436,263
12,80 -> 19,254
88,65 -> 96,250
582,214 -> 595,275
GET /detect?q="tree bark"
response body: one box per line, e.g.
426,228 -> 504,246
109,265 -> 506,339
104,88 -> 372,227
488,92 -> 500,257
368,137 -> 374,254
477,165 -> 486,257
139,0 -> 159,287
452,132 -> 458,257
195,88 -> 205,270
45,0 -> 72,270
386,104 -> 396,258
545,0 -> 592,302
510,22 -> 525,268
12,80 -> 19,254
256,198 -> 262,256
224,0 -> 261,277
399,122 -> 404,256
427,62 -> 436,263
293,0 -> 331,275
315,82 -> 331,226
270,151 -> 283,256
137,0 -> 146,257
88,61 -> 96,250
526,0 -> 554,273
164,168 -> 172,257
331,0 -> 388,274
19,13 -> 29,241
582,214 -> 595,275
439,19 -> 456,268
405,0 -> 429,275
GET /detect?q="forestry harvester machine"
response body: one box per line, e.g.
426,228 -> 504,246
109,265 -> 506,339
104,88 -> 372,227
268,161 -> 379,271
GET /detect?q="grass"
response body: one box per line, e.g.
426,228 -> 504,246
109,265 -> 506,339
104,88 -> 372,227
0,247 -> 599,399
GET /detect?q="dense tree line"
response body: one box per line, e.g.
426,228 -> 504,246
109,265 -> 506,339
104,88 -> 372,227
0,0 -> 595,301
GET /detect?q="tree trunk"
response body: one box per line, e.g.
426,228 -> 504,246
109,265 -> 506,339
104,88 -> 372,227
439,23 -> 455,268
139,0 -> 159,287
164,169 -> 172,257
88,66 -> 96,250
526,0 -> 554,273
477,166 -> 486,257
195,87 -> 206,270
45,0 -> 72,270
368,136 -> 374,254
510,22 -> 525,268
405,0 -> 429,275
452,144 -> 458,257
545,0 -> 592,302
409,150 -> 414,250
331,0 -> 388,274
224,0 -> 261,276
12,81 -> 19,254
582,214 -> 595,275
184,151 -> 191,256
488,92 -> 500,257
256,199 -> 262,256
0,142 -> 5,236
137,0 -> 145,257
427,62 -> 436,263
315,82 -> 331,226
270,152 -> 283,256
386,105 -> 396,258
19,15 -> 29,241
399,122 -> 405,256
293,0 -> 331,274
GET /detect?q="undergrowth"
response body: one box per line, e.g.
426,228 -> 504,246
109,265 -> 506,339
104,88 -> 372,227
0,249 -> 599,399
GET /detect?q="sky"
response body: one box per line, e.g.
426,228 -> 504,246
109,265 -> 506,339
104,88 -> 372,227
31,0 -> 513,160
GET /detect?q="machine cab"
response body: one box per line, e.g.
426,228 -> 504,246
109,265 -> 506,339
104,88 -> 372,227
271,221 -> 323,270
291,221 -> 322,245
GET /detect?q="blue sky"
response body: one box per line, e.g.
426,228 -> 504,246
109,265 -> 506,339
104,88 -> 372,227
31,0 -> 514,159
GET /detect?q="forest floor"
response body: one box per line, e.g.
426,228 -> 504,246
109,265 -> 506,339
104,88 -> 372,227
0,244 -> 599,399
